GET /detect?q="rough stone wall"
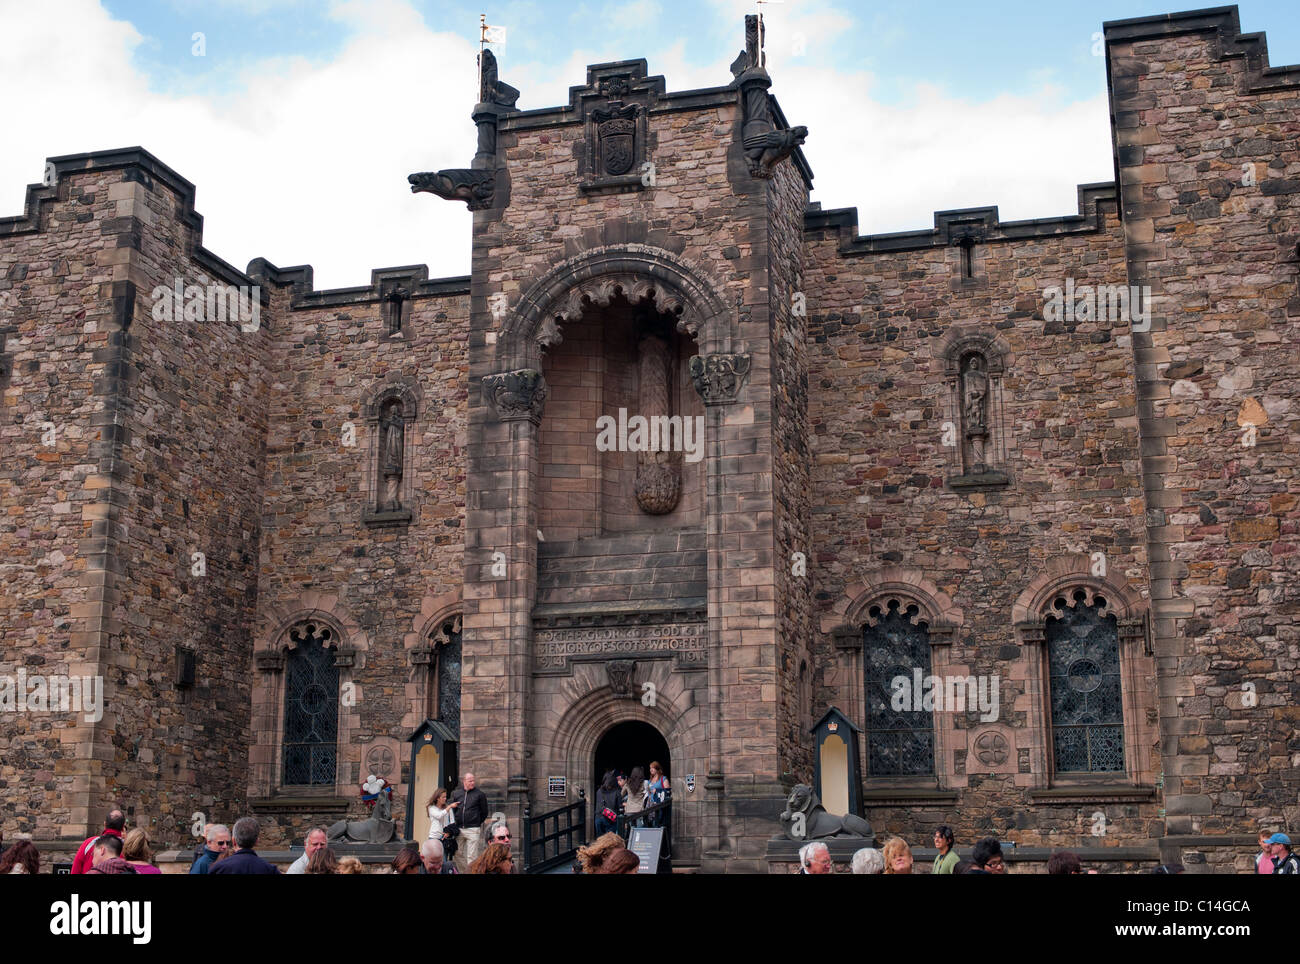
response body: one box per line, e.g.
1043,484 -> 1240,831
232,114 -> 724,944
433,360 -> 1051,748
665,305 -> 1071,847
804,190 -> 1161,849
767,158 -> 814,786
1,152 -> 269,848
1107,9 -> 1300,840
246,273 -> 469,842
102,162 -> 267,846
0,169 -> 123,840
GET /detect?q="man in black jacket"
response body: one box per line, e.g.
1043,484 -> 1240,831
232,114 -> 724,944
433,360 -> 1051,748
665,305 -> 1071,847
210,817 -> 281,874
450,772 -> 488,872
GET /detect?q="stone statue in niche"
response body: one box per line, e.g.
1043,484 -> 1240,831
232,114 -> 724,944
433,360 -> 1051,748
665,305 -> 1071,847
634,334 -> 682,515
384,287 -> 407,337
961,353 -> 989,473
378,398 -> 405,512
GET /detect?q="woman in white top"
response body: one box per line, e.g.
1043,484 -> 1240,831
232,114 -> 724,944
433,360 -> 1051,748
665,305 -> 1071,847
426,786 -> 458,839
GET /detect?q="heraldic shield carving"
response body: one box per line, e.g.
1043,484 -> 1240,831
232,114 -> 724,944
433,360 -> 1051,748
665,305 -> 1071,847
594,102 -> 639,177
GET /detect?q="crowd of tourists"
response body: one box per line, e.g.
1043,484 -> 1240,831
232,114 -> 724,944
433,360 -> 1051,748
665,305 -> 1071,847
5,793 -> 1296,876
794,825 -> 1300,875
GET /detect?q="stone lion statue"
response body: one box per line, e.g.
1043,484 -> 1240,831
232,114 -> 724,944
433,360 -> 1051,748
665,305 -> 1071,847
779,784 -> 874,842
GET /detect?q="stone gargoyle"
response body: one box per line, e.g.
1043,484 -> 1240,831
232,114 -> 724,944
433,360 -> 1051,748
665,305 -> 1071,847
779,783 -> 874,841
408,169 -> 496,210
744,125 -> 808,178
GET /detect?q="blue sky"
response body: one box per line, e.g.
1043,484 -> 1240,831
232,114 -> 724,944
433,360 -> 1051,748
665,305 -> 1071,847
102,0 -> 1300,106
5,1 -> 1298,286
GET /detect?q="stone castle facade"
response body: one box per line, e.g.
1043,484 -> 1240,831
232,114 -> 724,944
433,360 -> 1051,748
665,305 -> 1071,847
1,6 -> 1297,872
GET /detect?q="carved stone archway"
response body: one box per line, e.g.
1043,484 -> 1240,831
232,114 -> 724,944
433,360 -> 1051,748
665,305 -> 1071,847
498,244 -> 734,370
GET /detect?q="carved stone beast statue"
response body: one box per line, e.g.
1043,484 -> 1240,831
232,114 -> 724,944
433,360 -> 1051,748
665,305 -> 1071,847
779,783 -> 874,842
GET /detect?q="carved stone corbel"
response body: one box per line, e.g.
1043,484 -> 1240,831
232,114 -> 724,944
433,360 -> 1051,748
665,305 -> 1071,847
607,659 -> 637,698
254,651 -> 285,673
1015,620 -> 1046,646
409,645 -> 435,667
482,369 -> 549,423
689,352 -> 751,405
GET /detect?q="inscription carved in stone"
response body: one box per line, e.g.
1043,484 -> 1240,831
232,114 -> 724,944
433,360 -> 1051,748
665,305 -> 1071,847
534,618 -> 706,674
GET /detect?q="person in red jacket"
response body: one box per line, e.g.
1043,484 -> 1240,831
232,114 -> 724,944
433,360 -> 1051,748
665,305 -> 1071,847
71,808 -> 126,874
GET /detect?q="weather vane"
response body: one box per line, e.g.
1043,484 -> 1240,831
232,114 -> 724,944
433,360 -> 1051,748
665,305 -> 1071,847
756,0 -> 783,54
479,14 -> 506,101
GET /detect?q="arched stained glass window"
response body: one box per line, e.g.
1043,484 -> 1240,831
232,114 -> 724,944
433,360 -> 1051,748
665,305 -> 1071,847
282,622 -> 339,786
433,617 -> 462,740
1046,591 -> 1124,773
864,599 -> 934,776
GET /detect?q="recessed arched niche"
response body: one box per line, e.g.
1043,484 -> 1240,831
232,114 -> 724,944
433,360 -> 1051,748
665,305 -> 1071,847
536,286 -> 705,540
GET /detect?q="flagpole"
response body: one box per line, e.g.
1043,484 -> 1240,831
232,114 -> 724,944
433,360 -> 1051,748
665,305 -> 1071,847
478,13 -> 486,104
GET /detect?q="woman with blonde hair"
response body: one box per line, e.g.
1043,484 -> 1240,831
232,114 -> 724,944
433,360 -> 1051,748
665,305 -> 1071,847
121,828 -> 162,874
882,837 -> 914,874
337,856 -> 365,874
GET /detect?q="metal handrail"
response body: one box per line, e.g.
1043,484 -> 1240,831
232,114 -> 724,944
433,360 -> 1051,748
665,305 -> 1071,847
523,788 -> 586,873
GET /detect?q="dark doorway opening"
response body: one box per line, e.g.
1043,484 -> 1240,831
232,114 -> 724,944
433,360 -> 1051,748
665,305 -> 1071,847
592,720 -> 669,794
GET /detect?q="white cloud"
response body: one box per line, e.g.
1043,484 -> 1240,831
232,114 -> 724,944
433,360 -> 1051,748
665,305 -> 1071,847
0,0 -> 1114,290
0,0 -> 478,288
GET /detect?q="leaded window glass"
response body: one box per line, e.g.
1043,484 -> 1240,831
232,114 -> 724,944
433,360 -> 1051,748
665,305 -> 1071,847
1046,592 -> 1124,773
434,617 -> 462,740
282,622 -> 339,786
864,600 -> 934,776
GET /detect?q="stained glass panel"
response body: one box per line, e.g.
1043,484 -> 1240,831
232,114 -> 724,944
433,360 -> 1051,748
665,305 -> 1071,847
1046,598 -> 1124,773
436,619 -> 462,740
282,624 -> 339,786
864,601 -> 934,776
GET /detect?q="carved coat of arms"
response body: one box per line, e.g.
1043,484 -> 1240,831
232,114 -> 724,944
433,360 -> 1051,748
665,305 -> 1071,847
593,103 -> 639,177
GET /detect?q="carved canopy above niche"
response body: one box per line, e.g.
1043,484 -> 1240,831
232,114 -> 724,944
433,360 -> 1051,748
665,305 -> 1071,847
538,275 -> 688,351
